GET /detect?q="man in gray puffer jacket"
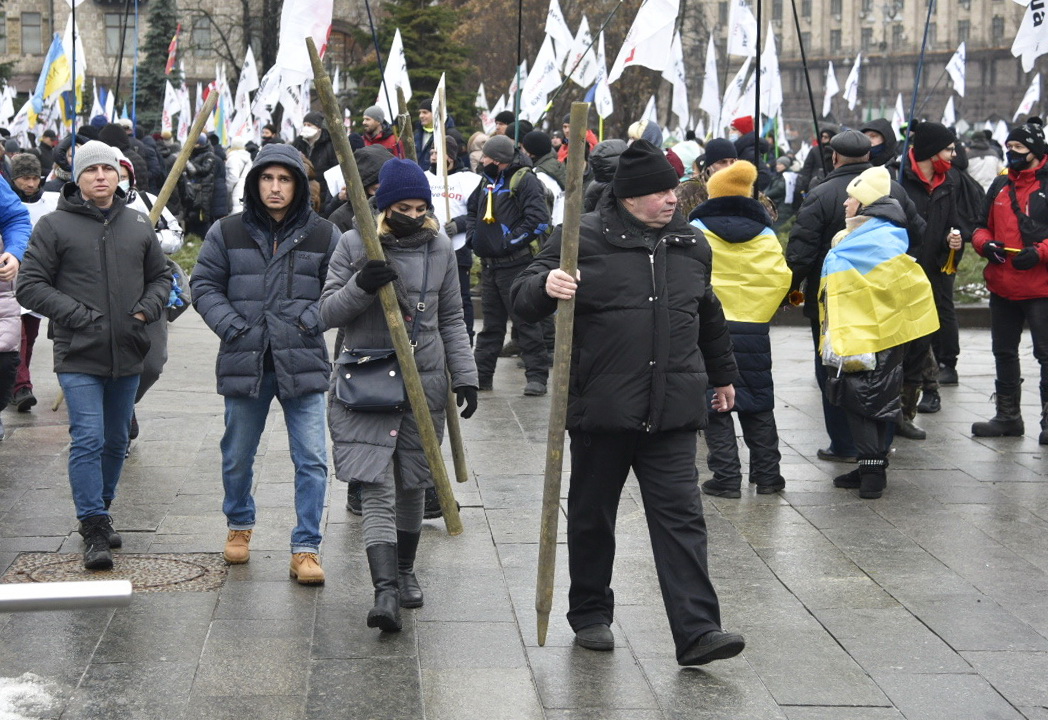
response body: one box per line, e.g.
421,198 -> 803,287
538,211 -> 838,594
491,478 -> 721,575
191,143 -> 340,585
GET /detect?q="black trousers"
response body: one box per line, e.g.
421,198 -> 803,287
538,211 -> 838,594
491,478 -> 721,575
929,272 -> 960,369
566,429 -> 722,659
810,321 -> 857,456
0,350 -> 18,408
457,264 -> 474,344
704,409 -> 782,488
844,410 -> 890,461
474,263 -> 549,383
989,293 -> 1048,400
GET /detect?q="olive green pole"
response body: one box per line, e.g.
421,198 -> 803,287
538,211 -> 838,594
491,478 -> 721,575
306,38 -> 463,535
52,92 -> 219,413
535,102 -> 589,645
396,87 -> 417,163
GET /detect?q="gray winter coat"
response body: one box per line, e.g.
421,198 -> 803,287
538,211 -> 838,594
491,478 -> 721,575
191,143 -> 340,398
320,225 -> 478,488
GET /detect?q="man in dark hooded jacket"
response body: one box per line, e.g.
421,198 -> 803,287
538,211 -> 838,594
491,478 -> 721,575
191,143 -> 340,585
861,118 -> 899,168
325,145 -> 395,231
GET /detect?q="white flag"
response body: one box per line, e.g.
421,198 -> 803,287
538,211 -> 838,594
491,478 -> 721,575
91,79 -> 104,120
642,95 -> 658,126
545,0 -> 575,67
236,46 -> 260,109
376,29 -> 411,123
477,83 -> 495,135
1012,0 -> 1048,72
252,65 -> 282,125
941,95 -> 956,127
162,80 -> 180,133
993,119 -> 1009,147
0,87 -> 15,127
891,93 -> 906,138
565,15 -> 598,87
491,93 -> 507,121
661,31 -> 689,129
520,34 -> 562,123
274,0 -> 333,82
727,0 -> 759,57
822,61 -> 839,117
607,0 -> 679,85
593,32 -> 614,119
699,37 -> 720,132
1014,72 -> 1041,121
945,42 -> 966,97
279,81 -> 304,137
842,53 -> 862,111
758,25 -> 783,118
721,57 -> 752,133
508,61 -> 527,102
332,66 -> 341,96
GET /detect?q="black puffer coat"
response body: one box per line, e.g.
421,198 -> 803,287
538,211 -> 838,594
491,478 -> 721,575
787,161 -> 926,320
511,188 -> 738,433
191,144 -> 340,399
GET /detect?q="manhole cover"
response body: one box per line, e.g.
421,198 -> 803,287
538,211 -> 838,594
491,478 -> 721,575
1,553 -> 228,592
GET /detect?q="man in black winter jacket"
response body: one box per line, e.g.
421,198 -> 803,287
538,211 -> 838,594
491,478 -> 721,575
466,134 -> 551,396
511,140 -> 746,667
786,130 -> 926,461
17,140 -> 171,572
191,143 -> 340,586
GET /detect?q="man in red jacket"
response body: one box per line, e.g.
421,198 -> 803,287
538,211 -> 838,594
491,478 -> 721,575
970,118 -> 1048,444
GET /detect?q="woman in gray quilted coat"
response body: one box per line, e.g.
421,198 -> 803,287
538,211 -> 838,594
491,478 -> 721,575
320,159 -> 478,632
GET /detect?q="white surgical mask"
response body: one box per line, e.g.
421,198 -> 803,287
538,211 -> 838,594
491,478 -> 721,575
118,180 -> 130,193
300,125 -> 320,140
728,131 -> 741,142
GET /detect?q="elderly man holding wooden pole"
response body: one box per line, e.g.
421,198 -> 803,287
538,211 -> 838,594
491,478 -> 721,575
512,138 -> 747,666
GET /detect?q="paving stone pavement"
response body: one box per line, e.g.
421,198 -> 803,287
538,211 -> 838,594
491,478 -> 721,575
1,311 -> 1047,719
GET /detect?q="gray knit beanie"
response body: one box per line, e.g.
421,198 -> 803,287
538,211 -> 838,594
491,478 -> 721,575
74,140 -> 121,181
363,105 -> 386,124
482,135 -> 515,164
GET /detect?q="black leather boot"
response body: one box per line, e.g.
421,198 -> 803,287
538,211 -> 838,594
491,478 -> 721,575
972,381 -> 1024,437
858,458 -> 887,500
366,543 -> 402,632
102,500 -> 122,548
79,516 -> 114,571
897,384 -> 926,439
832,468 -> 861,489
397,530 -> 424,609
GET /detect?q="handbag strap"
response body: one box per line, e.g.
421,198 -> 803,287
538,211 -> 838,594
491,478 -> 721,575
408,241 -> 432,348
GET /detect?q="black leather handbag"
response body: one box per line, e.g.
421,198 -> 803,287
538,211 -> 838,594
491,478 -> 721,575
333,244 -> 430,413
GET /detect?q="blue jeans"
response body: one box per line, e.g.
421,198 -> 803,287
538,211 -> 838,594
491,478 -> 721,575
58,373 -> 140,520
220,372 -> 328,553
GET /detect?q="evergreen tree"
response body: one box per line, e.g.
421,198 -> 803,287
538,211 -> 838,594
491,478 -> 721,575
350,0 -> 476,136
136,0 -> 179,131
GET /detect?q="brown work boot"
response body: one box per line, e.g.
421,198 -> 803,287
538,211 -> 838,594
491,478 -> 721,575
290,552 -> 325,585
223,529 -> 252,564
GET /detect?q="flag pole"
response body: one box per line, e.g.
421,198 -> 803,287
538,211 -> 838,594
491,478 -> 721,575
914,66 -> 949,117
788,0 -> 828,175
899,0 -> 937,182
362,0 -> 396,135
131,0 -> 140,125
71,0 -> 77,137
514,0 -> 523,144
753,0 -> 762,169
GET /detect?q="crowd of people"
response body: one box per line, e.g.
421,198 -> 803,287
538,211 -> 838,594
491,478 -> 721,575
1,100 -> 1046,668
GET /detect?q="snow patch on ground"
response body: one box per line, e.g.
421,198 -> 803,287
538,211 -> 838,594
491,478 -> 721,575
0,674 -> 58,720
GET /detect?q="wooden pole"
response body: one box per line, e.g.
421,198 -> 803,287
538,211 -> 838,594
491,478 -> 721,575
535,102 -> 589,645
397,87 -> 417,163
51,92 -> 218,414
306,38 -> 463,535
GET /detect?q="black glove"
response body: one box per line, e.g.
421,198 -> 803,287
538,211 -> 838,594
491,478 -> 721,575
355,260 -> 397,294
1012,246 -> 1041,271
455,386 -> 478,419
982,241 -> 1008,264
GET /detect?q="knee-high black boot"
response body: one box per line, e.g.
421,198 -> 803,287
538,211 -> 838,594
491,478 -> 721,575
366,543 -> 402,632
397,530 -> 424,609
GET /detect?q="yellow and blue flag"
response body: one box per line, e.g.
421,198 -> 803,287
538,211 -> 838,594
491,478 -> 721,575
819,217 -> 938,356
31,34 -> 71,120
691,219 -> 792,324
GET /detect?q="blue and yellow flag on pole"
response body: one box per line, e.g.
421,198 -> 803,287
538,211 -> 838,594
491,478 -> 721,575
691,219 -> 792,324
819,217 -> 938,356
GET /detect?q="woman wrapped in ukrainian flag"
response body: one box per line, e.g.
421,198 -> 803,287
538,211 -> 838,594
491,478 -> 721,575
819,166 -> 939,499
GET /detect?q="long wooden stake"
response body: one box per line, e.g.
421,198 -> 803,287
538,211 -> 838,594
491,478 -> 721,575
397,87 -> 417,163
306,38 -> 462,535
52,92 -> 219,413
536,102 -> 589,646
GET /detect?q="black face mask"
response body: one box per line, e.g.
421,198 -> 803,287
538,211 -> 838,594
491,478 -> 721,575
387,210 -> 427,236
1006,150 -> 1031,169
870,144 -> 885,157
482,162 -> 501,178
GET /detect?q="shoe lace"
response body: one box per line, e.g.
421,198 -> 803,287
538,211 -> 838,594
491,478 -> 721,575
229,529 -> 251,542
295,552 -> 320,565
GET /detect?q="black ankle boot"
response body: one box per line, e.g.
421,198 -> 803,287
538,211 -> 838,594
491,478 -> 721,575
858,458 -> 887,500
366,543 -> 402,632
972,381 -> 1024,437
79,516 -> 114,571
833,468 -> 861,488
397,530 -> 424,609
102,500 -> 122,548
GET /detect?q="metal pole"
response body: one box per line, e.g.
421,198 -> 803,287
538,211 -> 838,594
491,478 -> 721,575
307,37 -> 463,536
754,0 -> 762,168
536,101 -> 589,646
788,0 -> 828,175
898,0 -> 937,182
362,0 -> 396,133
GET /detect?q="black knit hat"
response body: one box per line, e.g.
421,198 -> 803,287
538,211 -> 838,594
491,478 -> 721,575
1007,119 -> 1047,159
522,130 -> 552,159
418,98 -> 432,112
494,110 -> 515,125
303,111 -> 324,128
374,158 -> 433,211
912,121 -> 956,161
613,140 -> 679,198
701,138 -> 738,170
